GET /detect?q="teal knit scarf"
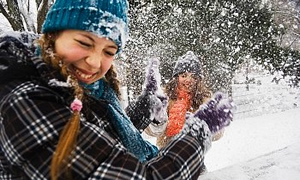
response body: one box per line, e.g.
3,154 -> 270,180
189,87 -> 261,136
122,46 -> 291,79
81,79 -> 158,162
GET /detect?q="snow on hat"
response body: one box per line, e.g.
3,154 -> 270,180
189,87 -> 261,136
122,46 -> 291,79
41,0 -> 129,53
172,51 -> 202,78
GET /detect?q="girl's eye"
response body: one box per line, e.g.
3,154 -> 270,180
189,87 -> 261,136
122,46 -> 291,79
105,50 -> 116,57
191,74 -> 198,79
76,40 -> 92,48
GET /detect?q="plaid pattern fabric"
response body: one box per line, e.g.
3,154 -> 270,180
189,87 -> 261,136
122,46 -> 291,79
0,32 -> 211,180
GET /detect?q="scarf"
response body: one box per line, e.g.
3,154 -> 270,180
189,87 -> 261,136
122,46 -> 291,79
81,79 -> 158,162
165,89 -> 191,137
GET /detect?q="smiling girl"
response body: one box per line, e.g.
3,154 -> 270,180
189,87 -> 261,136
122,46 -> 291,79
0,1 -> 232,180
156,51 -> 212,148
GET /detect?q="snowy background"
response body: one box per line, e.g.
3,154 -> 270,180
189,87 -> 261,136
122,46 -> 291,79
143,68 -> 300,180
1,1 -> 299,179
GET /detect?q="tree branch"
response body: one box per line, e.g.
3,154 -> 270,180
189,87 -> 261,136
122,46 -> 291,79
37,0 -> 53,33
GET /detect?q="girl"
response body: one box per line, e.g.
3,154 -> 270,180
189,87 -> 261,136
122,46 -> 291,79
0,0 -> 232,179
154,51 -> 224,148
146,51 -> 226,175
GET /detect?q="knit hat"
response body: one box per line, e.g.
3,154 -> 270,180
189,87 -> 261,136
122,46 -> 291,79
42,0 -> 129,53
172,51 -> 202,78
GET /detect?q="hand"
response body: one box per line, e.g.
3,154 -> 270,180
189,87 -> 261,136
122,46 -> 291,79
193,92 -> 235,134
125,93 -> 151,131
174,92 -> 234,154
177,112 -> 212,154
143,57 -> 161,94
126,58 -> 168,132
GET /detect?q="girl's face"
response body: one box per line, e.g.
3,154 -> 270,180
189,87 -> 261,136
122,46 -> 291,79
55,30 -> 118,84
178,72 -> 198,93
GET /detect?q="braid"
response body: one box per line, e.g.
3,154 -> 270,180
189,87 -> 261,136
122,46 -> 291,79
38,33 -> 84,180
105,64 -> 121,99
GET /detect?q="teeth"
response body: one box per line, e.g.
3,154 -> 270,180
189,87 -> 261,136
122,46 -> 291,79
75,68 -> 93,79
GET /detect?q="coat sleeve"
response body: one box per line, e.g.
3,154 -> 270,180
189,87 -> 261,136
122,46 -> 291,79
0,82 -> 211,180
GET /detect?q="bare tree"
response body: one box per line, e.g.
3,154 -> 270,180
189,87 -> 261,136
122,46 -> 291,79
0,0 -> 53,33
0,0 -> 24,31
272,0 -> 300,50
36,0 -> 53,33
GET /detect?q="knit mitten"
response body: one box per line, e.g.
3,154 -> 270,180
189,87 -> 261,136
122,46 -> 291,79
193,92 -> 235,134
126,58 -> 168,132
177,112 -> 212,154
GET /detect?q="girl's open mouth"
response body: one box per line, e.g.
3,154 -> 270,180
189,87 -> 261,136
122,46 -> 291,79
72,66 -> 98,82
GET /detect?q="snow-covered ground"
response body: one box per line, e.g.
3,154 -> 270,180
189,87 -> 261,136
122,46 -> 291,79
205,108 -> 300,172
202,108 -> 300,180
202,140 -> 300,180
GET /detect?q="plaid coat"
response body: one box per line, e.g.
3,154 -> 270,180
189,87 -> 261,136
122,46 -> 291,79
0,32 -> 211,180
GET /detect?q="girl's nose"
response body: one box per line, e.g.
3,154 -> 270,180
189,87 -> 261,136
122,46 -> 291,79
185,75 -> 193,81
85,54 -> 101,68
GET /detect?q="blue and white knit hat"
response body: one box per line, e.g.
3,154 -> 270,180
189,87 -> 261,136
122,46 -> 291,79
172,51 -> 202,78
42,0 -> 129,53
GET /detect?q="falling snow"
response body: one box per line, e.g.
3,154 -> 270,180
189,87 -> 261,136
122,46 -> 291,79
1,0 -> 300,179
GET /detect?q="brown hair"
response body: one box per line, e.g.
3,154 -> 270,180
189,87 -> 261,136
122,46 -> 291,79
165,76 -> 211,111
38,32 -> 120,179
105,64 -> 121,98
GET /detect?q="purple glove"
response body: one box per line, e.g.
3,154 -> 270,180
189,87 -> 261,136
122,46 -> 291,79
193,92 -> 235,134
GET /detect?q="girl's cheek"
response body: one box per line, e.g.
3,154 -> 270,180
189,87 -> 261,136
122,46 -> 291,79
62,49 -> 86,62
101,59 -> 114,73
104,57 -> 114,67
